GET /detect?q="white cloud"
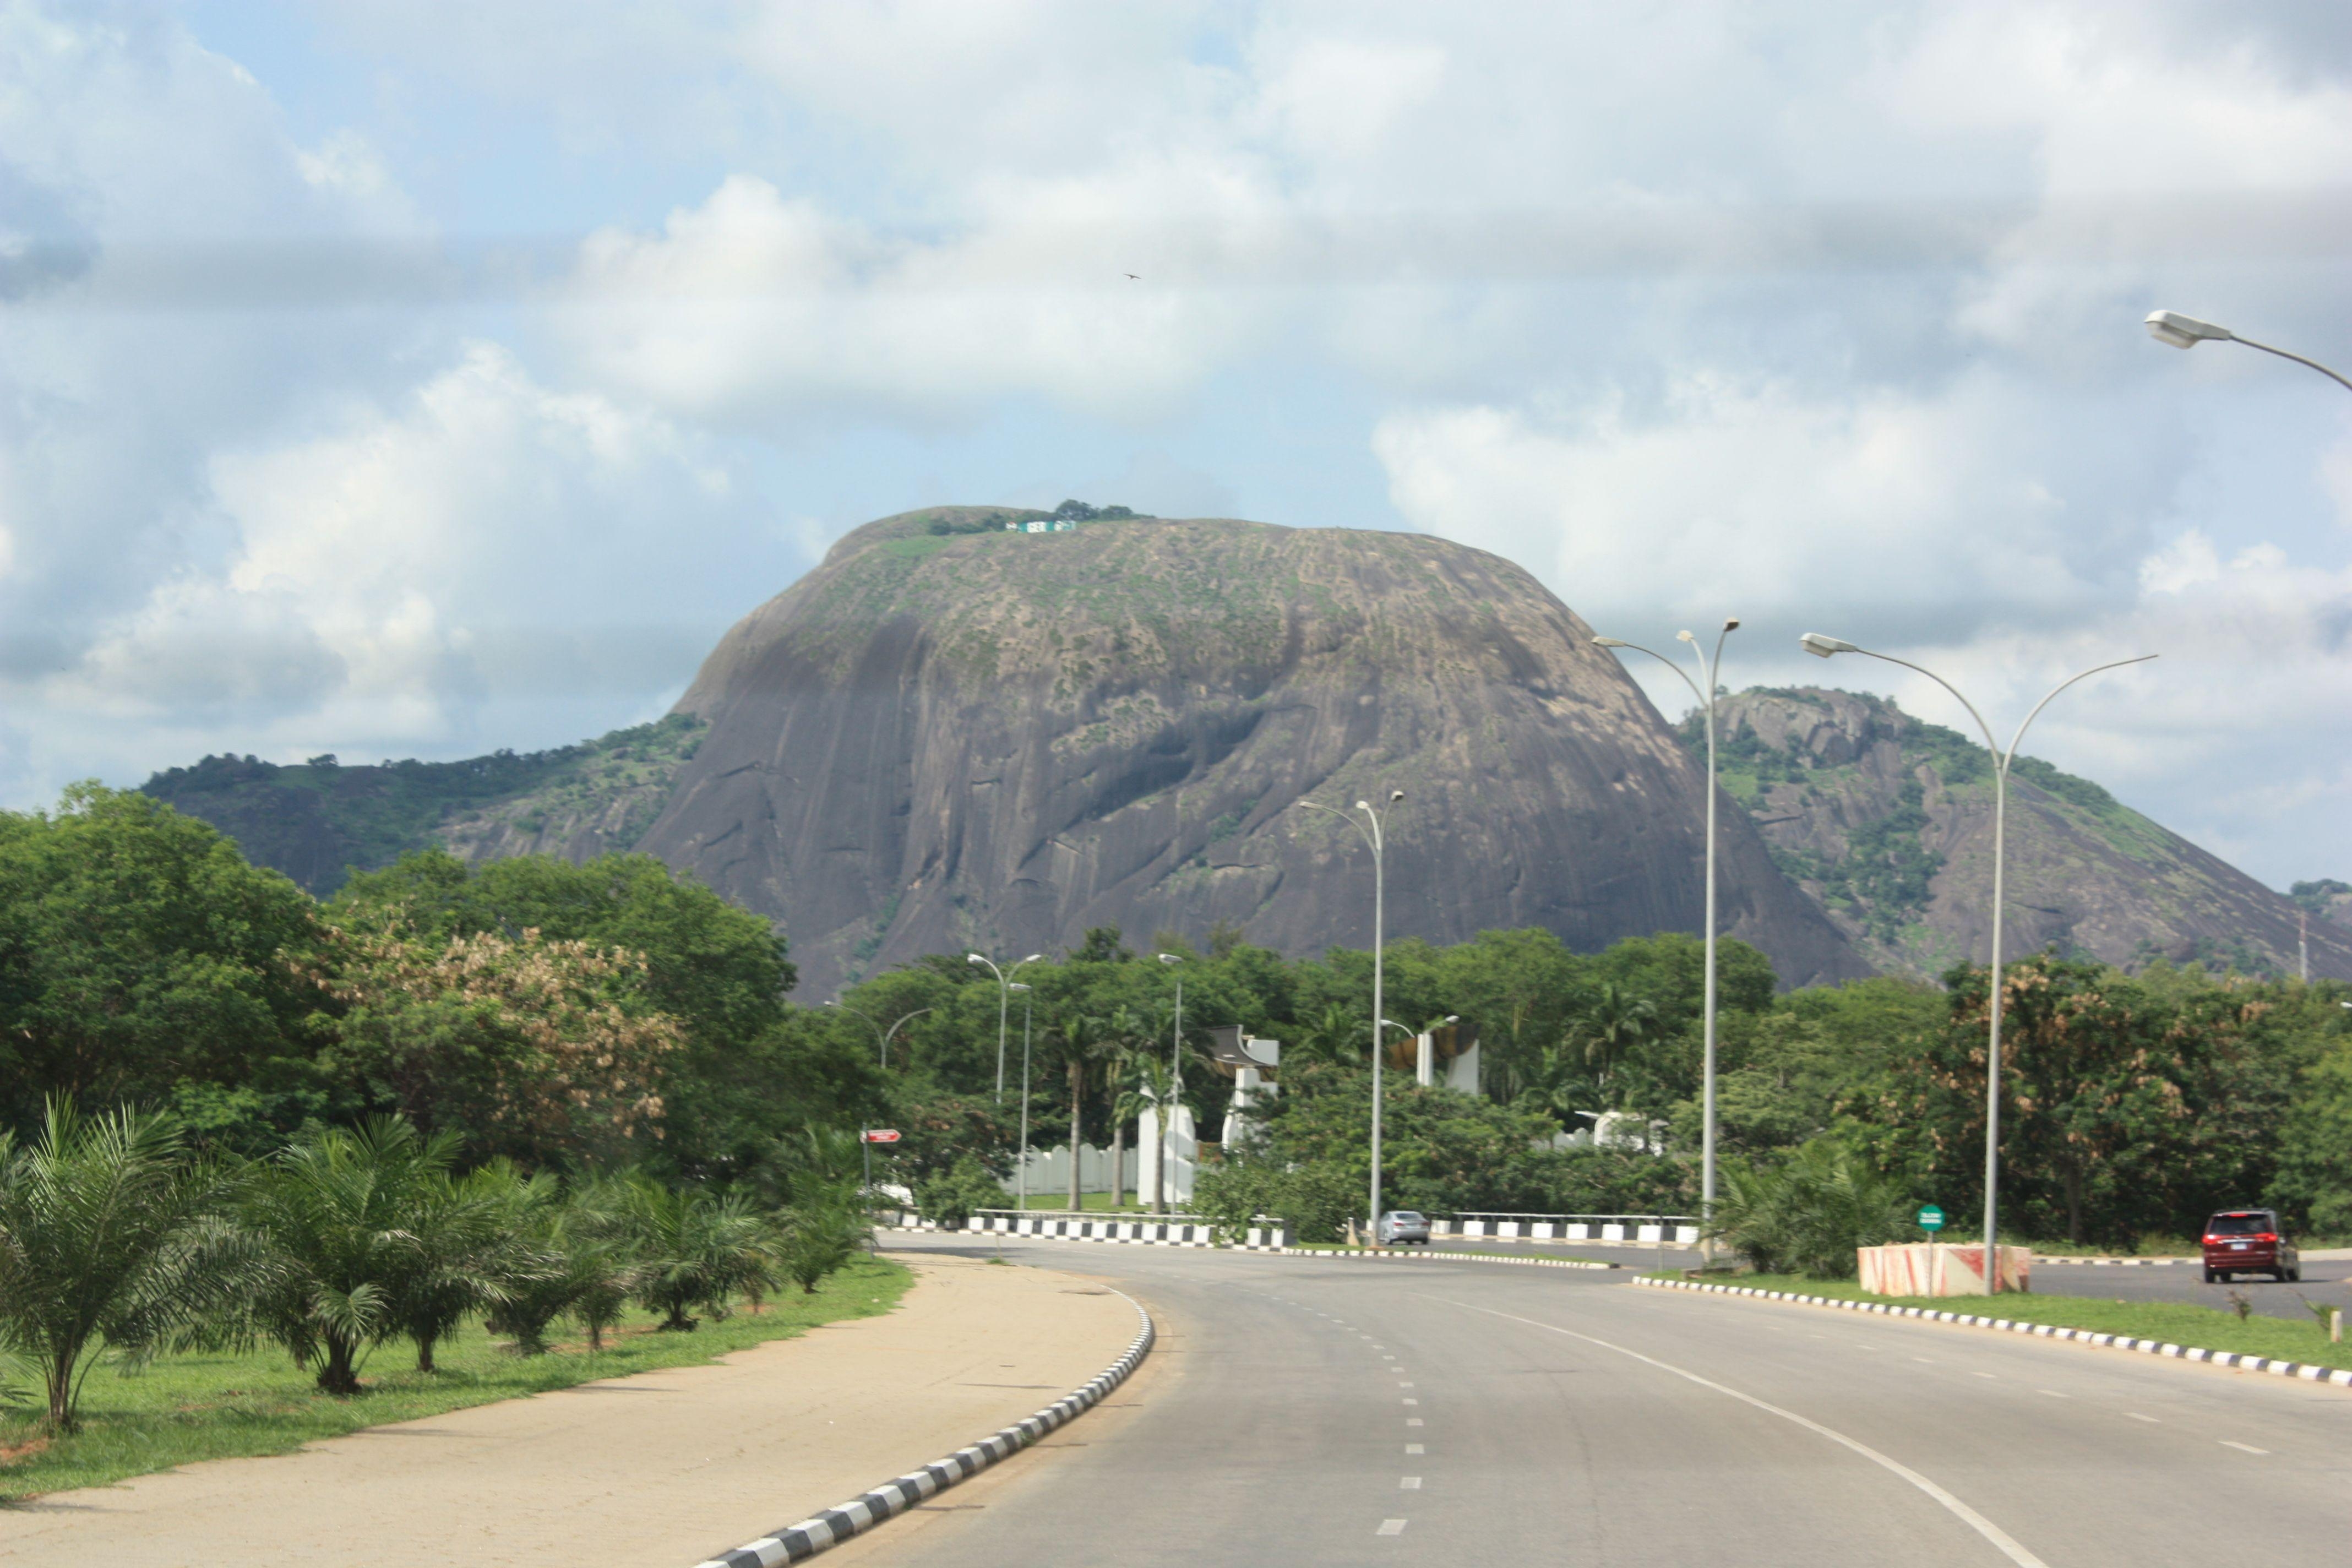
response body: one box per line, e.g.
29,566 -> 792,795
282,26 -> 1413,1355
40,342 -> 750,768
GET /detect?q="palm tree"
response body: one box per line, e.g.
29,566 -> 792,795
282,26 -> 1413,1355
776,1183 -> 864,1294
624,1179 -> 774,1331
246,1117 -> 460,1395
1099,1004 -> 1153,1208
1578,983 -> 1661,1099
0,1099 -> 252,1431
1052,1011 -> 1114,1210
559,1177 -> 647,1352
389,1159 -> 536,1372
1290,1001 -> 1367,1069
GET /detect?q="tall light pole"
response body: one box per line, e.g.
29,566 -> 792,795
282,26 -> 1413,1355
1157,952 -> 1183,1210
1800,633 -> 2154,1291
1299,790 -> 1406,1240
823,1000 -> 933,1071
1011,982 -> 1034,1210
1595,618 -> 1739,1263
2144,311 -> 2352,394
967,951 -> 1042,1102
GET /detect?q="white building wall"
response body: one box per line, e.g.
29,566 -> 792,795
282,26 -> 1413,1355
1133,1104 -> 1198,1205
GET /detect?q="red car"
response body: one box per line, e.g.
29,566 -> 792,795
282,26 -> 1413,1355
2202,1210 -> 2300,1283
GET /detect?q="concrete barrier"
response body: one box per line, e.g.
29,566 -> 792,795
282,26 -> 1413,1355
1858,1242 -> 2031,1296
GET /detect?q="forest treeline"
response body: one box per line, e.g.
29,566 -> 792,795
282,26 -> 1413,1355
8,785 -> 2352,1258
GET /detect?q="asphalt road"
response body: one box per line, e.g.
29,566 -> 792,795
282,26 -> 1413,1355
852,1235 -> 2352,1568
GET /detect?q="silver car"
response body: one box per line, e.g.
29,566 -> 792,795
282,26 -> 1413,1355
1375,1210 -> 1431,1246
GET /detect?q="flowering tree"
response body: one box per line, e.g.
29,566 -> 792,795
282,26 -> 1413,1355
313,918 -> 684,1166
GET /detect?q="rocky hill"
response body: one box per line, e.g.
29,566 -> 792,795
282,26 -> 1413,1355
1693,688 -> 2352,981
140,715 -> 704,895
140,507 -> 2343,996
636,506 -> 1862,997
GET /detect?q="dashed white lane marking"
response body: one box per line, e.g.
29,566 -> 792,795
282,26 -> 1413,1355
2221,1441 -> 2269,1455
2126,1413 -> 2159,1424
1398,1381 -> 1415,1389
2037,1390 -> 2070,1400
1406,1418 -> 1423,1427
1406,1444 -> 1424,1455
1402,1397 -> 1419,1406
1913,1357 -> 1935,1364
1400,1477 -> 1422,1489
1431,1296 -> 2048,1568
1382,1353 -> 1396,1360
1974,1373 -> 1997,1380
1377,1520 -> 1408,1536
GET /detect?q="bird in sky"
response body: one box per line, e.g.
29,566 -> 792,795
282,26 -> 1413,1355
1124,273 -> 1140,280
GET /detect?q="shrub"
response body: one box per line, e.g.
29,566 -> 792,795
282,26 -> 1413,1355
914,1156 -> 1009,1229
1709,1140 -> 1914,1279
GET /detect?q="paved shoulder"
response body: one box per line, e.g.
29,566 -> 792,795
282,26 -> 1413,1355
0,1255 -> 1140,1568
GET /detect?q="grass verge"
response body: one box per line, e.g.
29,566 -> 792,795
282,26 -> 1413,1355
0,1255 -> 911,1502
1648,1270 -> 2352,1372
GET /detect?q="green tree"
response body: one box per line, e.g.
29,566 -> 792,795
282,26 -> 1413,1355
1710,1140 -> 1915,1278
0,786 -> 324,1135
0,1100 -> 253,1430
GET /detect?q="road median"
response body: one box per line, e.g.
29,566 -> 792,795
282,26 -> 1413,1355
1637,1273 -> 2352,1392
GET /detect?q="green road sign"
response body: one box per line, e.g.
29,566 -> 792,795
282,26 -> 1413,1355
1918,1204 -> 1946,1233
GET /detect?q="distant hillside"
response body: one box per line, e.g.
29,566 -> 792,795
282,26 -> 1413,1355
140,714 -> 704,895
1685,688 -> 2352,981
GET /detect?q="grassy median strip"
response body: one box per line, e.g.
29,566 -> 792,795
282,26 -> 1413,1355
0,1255 -> 910,1502
1653,1270 -> 2352,1373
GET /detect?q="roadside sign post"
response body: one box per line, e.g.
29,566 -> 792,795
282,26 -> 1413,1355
861,1129 -> 901,1225
1918,1205 -> 1945,1234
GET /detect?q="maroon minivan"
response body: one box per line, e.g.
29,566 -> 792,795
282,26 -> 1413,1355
2202,1210 -> 2300,1283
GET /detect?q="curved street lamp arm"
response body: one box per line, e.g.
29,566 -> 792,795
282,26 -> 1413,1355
1597,639 -> 1708,707
885,1007 -> 933,1044
2234,336 -> 2352,395
2003,655 -> 2159,761
1299,797 -> 1378,854
1847,647 -> 2003,757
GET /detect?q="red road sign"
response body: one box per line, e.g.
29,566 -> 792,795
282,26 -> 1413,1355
862,1129 -> 902,1144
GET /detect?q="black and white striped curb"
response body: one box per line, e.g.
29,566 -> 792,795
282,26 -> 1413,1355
689,1291 -> 1155,1568
1637,1276 -> 2352,1391
901,1223 -> 1616,1271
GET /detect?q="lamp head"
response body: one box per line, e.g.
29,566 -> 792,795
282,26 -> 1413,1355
2146,309 -> 2233,349
823,999 -> 837,1008
1389,789 -> 1405,803
1354,798 -> 1371,810
1010,982 -> 1030,992
1723,617 -> 1740,631
1158,952 -> 1183,966
1591,635 -> 1627,648
1022,953 -> 1042,964
1676,629 -> 1696,644
967,952 -> 985,966
1444,1014 -> 1460,1025
1799,633 -> 1857,658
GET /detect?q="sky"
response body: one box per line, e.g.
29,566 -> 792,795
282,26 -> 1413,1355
3,1 -> 2349,888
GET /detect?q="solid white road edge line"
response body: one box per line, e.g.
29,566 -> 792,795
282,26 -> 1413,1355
1428,1297 -> 2048,1568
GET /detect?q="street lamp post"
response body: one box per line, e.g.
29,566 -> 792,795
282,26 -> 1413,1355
967,951 -> 1043,1103
1800,633 -> 2154,1291
1300,790 -> 1407,1241
2144,311 -> 2352,394
1595,618 -> 1739,1264
823,1000 -> 934,1071
1157,953 -> 1183,1211
1011,982 -> 1034,1210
